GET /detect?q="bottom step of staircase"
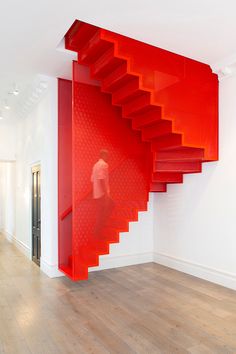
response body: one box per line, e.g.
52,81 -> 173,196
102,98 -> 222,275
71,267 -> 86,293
150,182 -> 167,192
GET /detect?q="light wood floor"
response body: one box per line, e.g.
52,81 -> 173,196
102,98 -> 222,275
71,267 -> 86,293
1,234 -> 236,354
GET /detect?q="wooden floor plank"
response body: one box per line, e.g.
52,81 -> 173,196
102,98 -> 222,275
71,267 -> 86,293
1,233 -> 236,353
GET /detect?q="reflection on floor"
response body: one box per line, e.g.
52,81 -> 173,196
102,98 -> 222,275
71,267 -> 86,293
0,233 -> 236,353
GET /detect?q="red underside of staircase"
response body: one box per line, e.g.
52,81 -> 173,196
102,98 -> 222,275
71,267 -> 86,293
58,20 -> 218,281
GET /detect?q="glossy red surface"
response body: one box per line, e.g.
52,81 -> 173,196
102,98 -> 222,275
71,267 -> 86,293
59,20 -> 218,280
58,79 -> 72,275
58,65 -> 151,280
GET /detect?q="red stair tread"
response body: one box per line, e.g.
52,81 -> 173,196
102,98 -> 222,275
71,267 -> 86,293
132,106 -> 162,129
154,160 -> 202,173
78,30 -> 112,65
154,147 -> 205,161
91,47 -> 125,79
106,217 -> 129,230
152,171 -> 183,183
151,133 -> 182,151
101,62 -> 135,92
122,93 -> 152,117
112,77 -> 145,105
65,21 -> 98,52
142,120 -> 172,141
150,182 -> 167,192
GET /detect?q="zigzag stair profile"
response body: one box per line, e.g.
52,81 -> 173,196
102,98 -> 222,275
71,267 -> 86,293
59,20 -> 218,280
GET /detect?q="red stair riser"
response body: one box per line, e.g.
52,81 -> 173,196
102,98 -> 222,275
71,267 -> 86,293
101,62 -> 131,91
154,147 -> 205,161
142,120 -> 172,141
92,243 -> 110,255
152,172 -> 183,183
132,107 -> 162,129
65,22 -> 98,52
112,77 -> 143,105
154,161 -> 202,173
151,134 -> 182,151
90,47 -> 125,79
122,93 -> 151,117
150,182 -> 167,192
78,31 -> 112,65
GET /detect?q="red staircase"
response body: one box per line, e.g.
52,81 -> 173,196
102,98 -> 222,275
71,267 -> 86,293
58,20 -> 218,280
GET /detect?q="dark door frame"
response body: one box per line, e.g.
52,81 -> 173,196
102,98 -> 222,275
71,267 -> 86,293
31,164 -> 41,266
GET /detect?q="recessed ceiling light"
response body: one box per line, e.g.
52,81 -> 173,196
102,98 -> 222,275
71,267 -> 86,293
39,81 -> 48,89
0,111 -> 3,120
221,67 -> 232,76
4,101 -> 10,110
36,87 -> 43,93
32,92 -> 39,99
8,83 -> 19,96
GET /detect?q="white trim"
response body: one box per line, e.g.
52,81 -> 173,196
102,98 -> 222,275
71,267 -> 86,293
40,252 -> 153,278
3,231 -> 31,258
29,161 -> 41,261
154,252 -> 236,291
89,252 -> 154,272
40,258 -> 64,278
3,230 -> 236,290
211,53 -> 236,81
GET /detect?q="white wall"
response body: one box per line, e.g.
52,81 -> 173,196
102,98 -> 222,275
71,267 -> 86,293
14,77 -> 154,278
0,124 -> 16,161
15,77 -> 58,272
0,163 -> 5,231
154,74 -> 236,290
0,162 -> 16,236
91,194 -> 154,272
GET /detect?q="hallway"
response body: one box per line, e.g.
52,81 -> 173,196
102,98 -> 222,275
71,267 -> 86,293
1,233 -> 236,354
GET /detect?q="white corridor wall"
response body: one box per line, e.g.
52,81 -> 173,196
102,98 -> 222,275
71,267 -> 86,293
0,162 -> 16,236
0,124 -> 16,161
15,77 -> 154,278
15,77 -> 58,272
154,74 -> 236,290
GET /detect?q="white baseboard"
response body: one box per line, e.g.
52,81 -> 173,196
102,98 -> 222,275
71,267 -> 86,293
90,252 -> 154,272
42,252 -> 153,278
3,231 -> 31,258
154,252 -> 236,291
2,231 -> 235,290
40,258 -> 64,278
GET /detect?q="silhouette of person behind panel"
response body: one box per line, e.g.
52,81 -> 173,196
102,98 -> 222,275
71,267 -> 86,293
91,149 -> 114,239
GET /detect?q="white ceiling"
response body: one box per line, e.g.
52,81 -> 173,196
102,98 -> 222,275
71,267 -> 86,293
1,0 -> 236,122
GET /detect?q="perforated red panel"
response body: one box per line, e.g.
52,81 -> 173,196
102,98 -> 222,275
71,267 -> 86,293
58,62 -> 150,280
58,79 -> 72,275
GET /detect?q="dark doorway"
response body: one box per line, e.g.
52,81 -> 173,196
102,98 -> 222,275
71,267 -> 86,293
32,165 -> 41,266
